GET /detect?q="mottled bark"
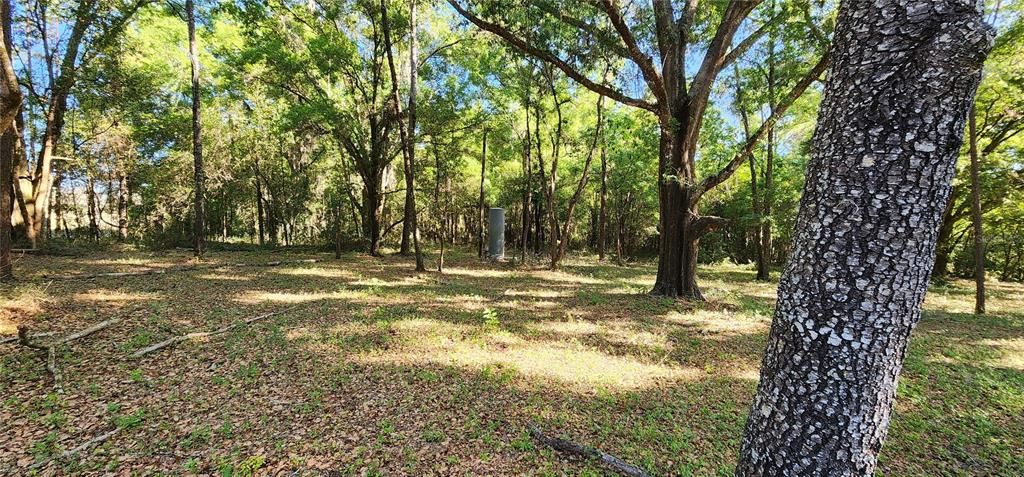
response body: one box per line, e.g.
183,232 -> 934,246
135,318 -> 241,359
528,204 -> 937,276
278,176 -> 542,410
187,0 -> 206,258
737,1 -> 992,475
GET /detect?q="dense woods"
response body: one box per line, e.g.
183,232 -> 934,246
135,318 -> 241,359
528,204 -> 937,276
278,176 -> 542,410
1,0 -> 1022,475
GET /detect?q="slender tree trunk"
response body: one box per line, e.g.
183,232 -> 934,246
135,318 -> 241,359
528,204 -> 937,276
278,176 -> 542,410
968,106 -> 985,314
381,0 -> 423,268
117,166 -> 128,241
737,2 -> 992,474
521,98 -> 532,261
404,0 -> 424,270
86,163 -> 99,241
932,184 -> 961,280
598,143 -> 607,262
187,0 -> 206,258
758,44 -> 777,279
478,129 -> 487,258
335,203 -> 343,259
255,176 -> 265,245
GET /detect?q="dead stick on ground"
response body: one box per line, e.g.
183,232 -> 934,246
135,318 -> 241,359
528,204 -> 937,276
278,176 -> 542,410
0,331 -> 55,345
529,424 -> 652,477
131,304 -> 306,358
16,319 -> 121,394
29,428 -> 121,470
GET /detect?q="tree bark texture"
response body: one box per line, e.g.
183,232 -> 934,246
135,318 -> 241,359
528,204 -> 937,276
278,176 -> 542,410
0,0 -> 20,280
736,1 -> 992,475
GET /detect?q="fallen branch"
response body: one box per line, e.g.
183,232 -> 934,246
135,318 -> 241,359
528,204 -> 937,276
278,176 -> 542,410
29,428 -> 121,470
54,319 -> 120,345
130,304 -> 306,358
0,331 -> 55,345
529,424 -> 651,477
15,319 -> 121,394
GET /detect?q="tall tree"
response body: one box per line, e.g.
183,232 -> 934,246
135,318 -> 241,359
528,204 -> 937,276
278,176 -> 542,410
382,0 -> 425,269
968,106 -> 985,314
737,0 -> 992,474
449,0 -> 830,298
187,0 -> 206,258
0,0 -> 21,281
14,0 -> 147,246
477,128 -> 487,258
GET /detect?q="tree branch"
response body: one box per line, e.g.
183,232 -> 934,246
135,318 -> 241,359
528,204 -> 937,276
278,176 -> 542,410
598,0 -> 667,104
447,0 -> 657,112
694,51 -> 831,203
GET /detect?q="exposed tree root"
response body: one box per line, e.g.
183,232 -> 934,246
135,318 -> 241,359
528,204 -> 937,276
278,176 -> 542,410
43,258 -> 322,280
15,319 -> 120,394
131,304 -> 306,358
29,428 -> 121,470
529,424 -> 651,477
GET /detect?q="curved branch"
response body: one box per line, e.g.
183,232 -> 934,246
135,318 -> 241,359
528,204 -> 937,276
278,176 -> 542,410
694,51 -> 831,204
447,0 -> 657,112
598,0 -> 667,104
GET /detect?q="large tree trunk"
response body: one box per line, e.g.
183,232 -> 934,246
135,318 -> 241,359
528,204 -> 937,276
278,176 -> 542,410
187,0 -> 206,258
968,106 -> 985,314
0,0 -> 20,281
737,1 -> 992,475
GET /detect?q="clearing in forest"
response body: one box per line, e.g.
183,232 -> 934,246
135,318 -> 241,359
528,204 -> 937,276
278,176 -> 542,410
1,249 -> 1022,475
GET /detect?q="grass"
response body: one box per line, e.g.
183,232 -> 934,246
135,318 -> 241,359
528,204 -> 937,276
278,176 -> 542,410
0,248 -> 1021,475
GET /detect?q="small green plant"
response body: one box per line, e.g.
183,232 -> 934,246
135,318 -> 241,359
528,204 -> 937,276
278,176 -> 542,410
114,408 -> 146,429
422,428 -> 444,443
31,431 -> 59,461
481,307 -> 500,329
236,455 -> 265,477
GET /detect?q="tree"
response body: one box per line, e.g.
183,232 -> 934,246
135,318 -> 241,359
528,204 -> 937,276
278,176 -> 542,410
382,0 -> 425,269
737,0 -> 992,474
968,106 -> 985,314
0,0 -> 21,281
187,0 -> 206,257
449,0 -> 830,298
14,0 -> 148,246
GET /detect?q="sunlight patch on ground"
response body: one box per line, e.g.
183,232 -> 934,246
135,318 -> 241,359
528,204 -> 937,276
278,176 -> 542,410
531,269 -> 606,285
277,267 -> 355,279
976,338 -> 1024,370
233,290 -> 360,304
723,365 -> 761,381
197,273 -> 251,281
350,276 -> 429,288
530,320 -> 671,350
502,289 -> 573,299
0,288 -> 47,333
344,319 -> 698,390
440,267 -> 516,279
73,289 -> 163,302
664,309 -> 769,337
